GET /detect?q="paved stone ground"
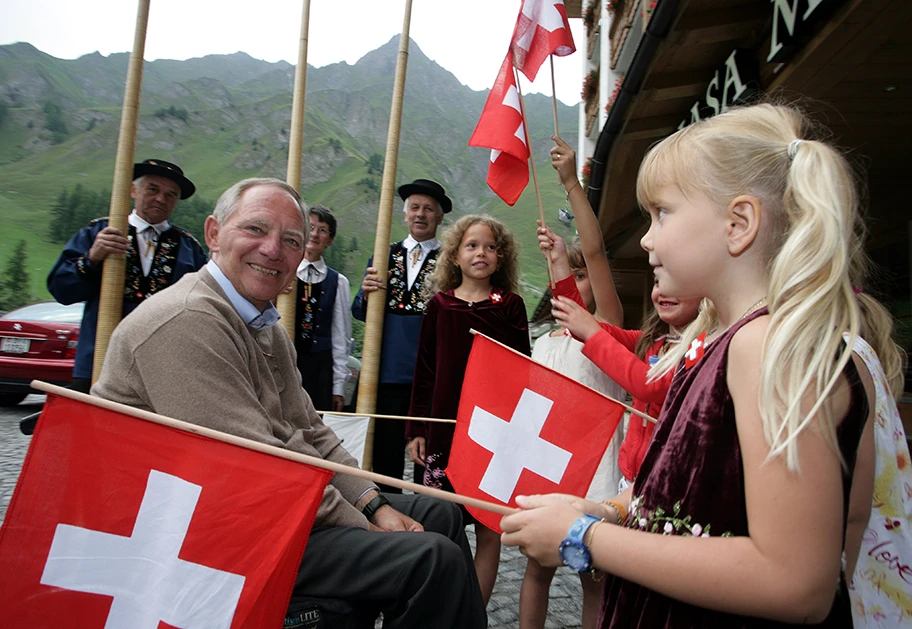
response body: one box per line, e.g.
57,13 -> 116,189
0,396 -> 584,628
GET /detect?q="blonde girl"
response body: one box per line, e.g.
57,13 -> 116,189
406,214 -> 530,605
501,103 -> 879,627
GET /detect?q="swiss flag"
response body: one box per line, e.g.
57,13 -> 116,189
684,332 -> 708,370
468,51 -> 530,206
511,0 -> 576,82
446,334 -> 624,533
0,394 -> 332,628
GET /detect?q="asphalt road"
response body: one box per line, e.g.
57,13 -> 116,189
0,396 -> 584,628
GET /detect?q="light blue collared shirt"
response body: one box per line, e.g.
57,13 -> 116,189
206,259 -> 280,331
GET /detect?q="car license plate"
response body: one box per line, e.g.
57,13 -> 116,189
1,337 -> 30,354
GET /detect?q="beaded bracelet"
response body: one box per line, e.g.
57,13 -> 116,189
604,499 -> 628,525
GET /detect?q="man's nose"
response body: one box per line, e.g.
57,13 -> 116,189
260,232 -> 283,258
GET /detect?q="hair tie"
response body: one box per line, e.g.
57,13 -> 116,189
853,286 -> 864,295
787,139 -> 804,161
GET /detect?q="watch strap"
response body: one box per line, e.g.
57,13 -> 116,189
361,494 -> 390,521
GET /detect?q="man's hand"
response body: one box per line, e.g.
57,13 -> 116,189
331,395 -> 344,412
87,226 -> 130,265
360,267 -> 386,300
369,504 -> 424,532
408,436 -> 426,465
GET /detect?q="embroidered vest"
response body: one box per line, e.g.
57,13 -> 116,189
295,268 -> 339,354
123,225 -> 184,304
385,242 -> 438,315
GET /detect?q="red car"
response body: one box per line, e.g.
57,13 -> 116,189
0,301 -> 83,406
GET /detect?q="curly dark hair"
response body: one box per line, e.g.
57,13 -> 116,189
426,214 -> 520,296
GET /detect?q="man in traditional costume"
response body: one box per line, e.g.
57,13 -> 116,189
351,178 -> 452,491
47,159 -> 207,392
293,204 -> 352,412
93,178 -> 486,629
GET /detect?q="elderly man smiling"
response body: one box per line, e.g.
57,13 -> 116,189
92,177 -> 486,628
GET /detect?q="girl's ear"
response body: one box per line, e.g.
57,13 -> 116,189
726,195 -> 762,256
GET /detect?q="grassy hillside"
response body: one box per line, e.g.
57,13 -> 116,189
0,39 -> 580,318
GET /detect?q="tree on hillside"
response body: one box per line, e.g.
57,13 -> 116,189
367,153 -> 384,175
0,240 -> 32,310
42,101 -> 69,144
49,185 -> 110,242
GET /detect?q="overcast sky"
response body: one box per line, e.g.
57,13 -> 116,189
2,0 -> 586,106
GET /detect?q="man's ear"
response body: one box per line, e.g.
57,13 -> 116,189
130,181 -> 139,202
726,195 -> 762,257
204,216 -> 221,254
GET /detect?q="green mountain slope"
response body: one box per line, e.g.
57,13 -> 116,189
0,38 -> 580,314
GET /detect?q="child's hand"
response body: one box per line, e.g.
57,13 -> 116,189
552,296 -> 602,342
408,437 -> 426,465
501,494 -> 585,568
550,135 -> 579,191
537,220 -> 567,264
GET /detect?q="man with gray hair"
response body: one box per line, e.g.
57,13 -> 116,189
94,177 -> 485,629
352,178 -> 452,491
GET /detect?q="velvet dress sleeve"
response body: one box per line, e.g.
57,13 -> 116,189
505,292 -> 531,356
406,293 -> 440,440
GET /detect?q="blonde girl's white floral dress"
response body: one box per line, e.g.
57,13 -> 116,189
848,335 -> 912,627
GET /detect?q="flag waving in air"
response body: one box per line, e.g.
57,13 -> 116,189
511,0 -> 576,82
0,394 -> 332,628
468,51 -> 530,206
446,333 -> 625,533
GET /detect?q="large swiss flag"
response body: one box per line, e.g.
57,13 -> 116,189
468,51 -> 530,206
511,0 -> 576,82
446,334 -> 624,533
0,394 -> 331,628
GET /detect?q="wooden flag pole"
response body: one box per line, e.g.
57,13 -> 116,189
31,381 -> 514,517
317,409 -> 456,424
277,0 -> 313,336
549,55 -> 560,136
92,0 -> 150,384
357,0 -> 414,471
514,67 -> 553,285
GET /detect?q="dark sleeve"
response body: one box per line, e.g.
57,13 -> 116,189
406,295 -> 439,440
507,293 -> 531,356
350,255 -> 374,322
47,223 -> 102,305
581,332 -> 671,408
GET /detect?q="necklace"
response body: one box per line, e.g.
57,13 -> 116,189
738,296 -> 767,321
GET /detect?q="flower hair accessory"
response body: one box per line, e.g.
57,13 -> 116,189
787,139 -> 804,161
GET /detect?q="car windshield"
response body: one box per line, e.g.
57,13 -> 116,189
2,302 -> 84,324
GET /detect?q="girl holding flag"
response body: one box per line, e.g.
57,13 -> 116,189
406,214 -> 530,605
502,103 -> 883,627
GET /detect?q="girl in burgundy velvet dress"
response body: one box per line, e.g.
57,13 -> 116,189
501,103 -> 883,628
406,214 -> 530,606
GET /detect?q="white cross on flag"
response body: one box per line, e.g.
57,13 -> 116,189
510,0 -> 576,82
468,51 -> 530,206
684,331 -> 708,370
0,394 -> 331,627
446,334 -> 625,533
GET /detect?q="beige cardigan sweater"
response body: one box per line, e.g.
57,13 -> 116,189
94,268 -> 375,530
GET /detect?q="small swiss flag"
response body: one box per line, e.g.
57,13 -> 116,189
0,394 -> 332,628
446,334 -> 624,533
510,0 -> 576,82
469,52 -> 530,205
684,332 -> 708,369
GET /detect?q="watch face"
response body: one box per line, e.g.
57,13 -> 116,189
559,540 -> 592,572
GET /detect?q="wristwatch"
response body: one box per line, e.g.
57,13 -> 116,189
558,514 -> 601,572
361,493 -> 390,522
